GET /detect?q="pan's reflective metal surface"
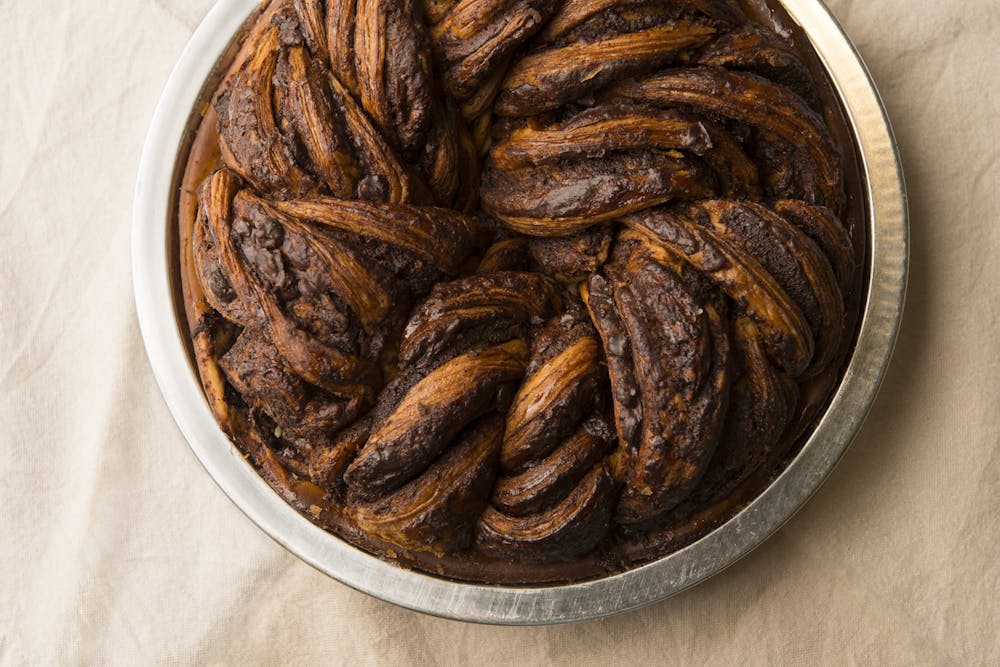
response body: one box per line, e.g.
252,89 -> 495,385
132,0 -> 907,624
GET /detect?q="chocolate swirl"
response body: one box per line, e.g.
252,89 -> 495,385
181,0 -> 859,581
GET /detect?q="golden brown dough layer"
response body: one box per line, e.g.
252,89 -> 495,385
180,0 -> 860,583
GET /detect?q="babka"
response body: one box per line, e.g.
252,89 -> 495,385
177,0 -> 863,583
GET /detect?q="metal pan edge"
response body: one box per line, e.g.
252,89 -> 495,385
131,0 -> 908,625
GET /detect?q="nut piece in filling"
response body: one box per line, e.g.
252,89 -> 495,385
178,0 -> 861,584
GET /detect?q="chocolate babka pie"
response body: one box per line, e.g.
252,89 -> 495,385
178,0 -> 863,583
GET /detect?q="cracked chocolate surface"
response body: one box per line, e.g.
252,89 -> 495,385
178,0 -> 862,583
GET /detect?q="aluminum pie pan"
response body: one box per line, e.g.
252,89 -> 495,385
132,0 -> 907,625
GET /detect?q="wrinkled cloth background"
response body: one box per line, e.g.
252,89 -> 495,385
1,0 -> 998,664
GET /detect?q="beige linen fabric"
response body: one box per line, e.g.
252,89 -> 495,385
1,0 -> 997,664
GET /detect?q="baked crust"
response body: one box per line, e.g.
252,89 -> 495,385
177,0 -> 864,583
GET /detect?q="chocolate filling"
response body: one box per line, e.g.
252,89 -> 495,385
175,0 -> 867,584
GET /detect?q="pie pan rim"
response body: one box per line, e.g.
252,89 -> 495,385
131,0 -> 908,625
